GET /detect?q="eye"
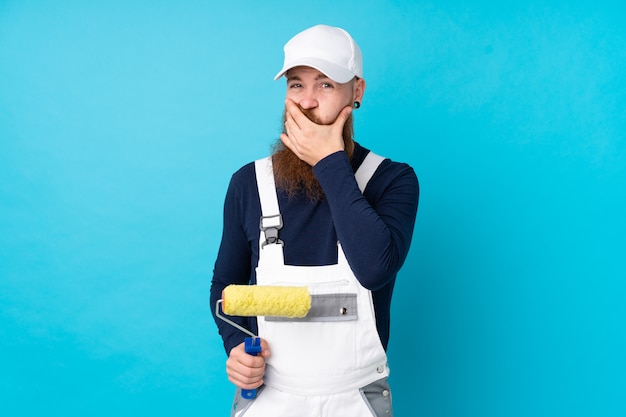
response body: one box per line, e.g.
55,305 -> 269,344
321,82 -> 334,89
289,83 -> 303,89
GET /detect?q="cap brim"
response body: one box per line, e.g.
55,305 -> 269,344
274,57 -> 356,83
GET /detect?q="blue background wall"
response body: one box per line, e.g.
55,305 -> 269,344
1,1 -> 624,416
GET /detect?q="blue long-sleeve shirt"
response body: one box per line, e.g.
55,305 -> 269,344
210,142 -> 419,355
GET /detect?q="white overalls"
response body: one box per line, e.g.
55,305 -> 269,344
232,152 -> 393,417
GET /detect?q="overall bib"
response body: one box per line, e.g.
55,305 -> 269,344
232,152 -> 393,417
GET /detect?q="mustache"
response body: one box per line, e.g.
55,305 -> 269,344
300,108 -> 324,125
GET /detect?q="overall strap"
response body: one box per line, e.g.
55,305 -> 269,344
355,151 -> 385,192
254,157 -> 283,250
255,157 -> 279,218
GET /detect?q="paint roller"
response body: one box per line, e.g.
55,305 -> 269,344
215,284 -> 312,399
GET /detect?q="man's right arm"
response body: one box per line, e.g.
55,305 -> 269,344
210,170 -> 256,354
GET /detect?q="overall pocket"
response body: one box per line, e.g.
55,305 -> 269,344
231,386 -> 265,417
360,377 -> 393,417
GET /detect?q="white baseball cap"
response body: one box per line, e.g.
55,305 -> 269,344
274,24 -> 363,84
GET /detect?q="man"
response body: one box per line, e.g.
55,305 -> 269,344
210,24 -> 419,416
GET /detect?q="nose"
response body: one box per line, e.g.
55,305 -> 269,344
298,90 -> 318,110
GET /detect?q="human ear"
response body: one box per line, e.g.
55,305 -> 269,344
353,78 -> 366,103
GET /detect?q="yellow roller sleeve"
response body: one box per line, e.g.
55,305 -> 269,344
222,285 -> 311,318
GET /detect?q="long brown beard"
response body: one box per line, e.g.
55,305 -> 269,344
271,110 -> 355,202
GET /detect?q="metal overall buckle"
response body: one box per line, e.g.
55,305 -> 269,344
260,214 -> 283,248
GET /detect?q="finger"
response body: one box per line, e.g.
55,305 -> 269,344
280,132 -> 292,149
227,363 -> 265,382
228,344 -> 265,368
282,117 -> 301,153
280,133 -> 302,159
284,99 -> 297,126
228,369 -> 264,390
284,108 -> 297,134
235,352 -> 266,369
285,99 -> 309,129
260,338 -> 271,358
333,105 -> 353,128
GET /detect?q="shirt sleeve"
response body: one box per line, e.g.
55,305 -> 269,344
313,150 -> 419,291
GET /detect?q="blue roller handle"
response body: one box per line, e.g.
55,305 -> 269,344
241,337 -> 263,400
